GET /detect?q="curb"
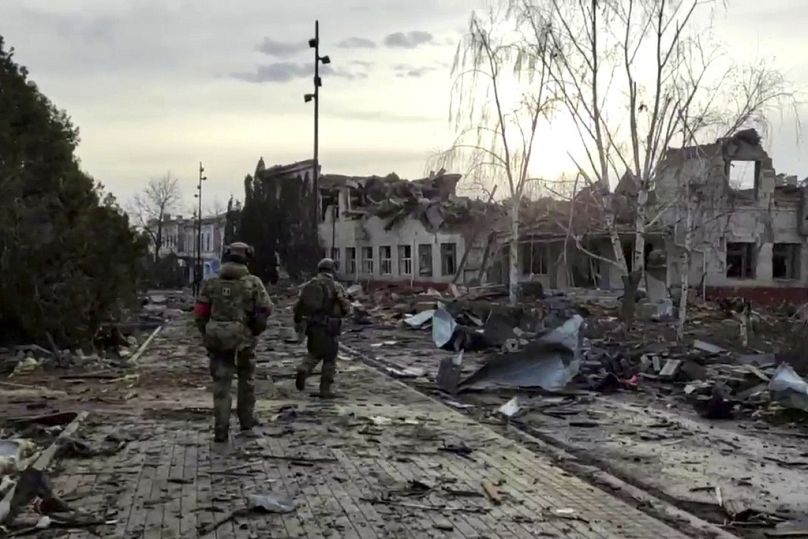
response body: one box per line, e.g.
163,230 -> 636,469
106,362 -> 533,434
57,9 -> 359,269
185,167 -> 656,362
339,342 -> 737,539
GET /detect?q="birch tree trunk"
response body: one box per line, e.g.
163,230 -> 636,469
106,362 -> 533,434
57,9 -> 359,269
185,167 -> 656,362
634,185 -> 649,276
509,200 -> 520,305
676,200 -> 693,341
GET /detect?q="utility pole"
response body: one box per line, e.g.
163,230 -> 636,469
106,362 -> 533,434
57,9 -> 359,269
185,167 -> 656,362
306,20 -> 330,226
194,162 -> 206,295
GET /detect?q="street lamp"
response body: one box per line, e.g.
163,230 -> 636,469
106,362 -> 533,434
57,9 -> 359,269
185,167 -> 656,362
306,20 -> 330,223
193,161 -> 206,294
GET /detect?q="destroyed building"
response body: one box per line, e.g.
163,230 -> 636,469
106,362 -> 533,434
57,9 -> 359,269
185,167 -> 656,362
314,169 -> 652,292
655,129 -> 808,304
317,171 -> 498,285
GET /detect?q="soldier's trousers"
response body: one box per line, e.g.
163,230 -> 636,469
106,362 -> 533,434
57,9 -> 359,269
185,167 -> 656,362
209,349 -> 255,434
298,326 -> 338,391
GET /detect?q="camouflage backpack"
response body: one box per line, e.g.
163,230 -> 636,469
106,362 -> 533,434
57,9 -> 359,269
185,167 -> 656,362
298,276 -> 335,320
203,277 -> 253,352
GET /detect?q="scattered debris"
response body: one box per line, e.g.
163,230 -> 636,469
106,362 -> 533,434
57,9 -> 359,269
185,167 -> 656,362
481,479 -> 501,505
769,363 -> 808,413
498,397 -> 521,418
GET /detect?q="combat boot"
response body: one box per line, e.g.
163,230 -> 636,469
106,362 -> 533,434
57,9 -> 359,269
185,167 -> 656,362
239,418 -> 263,432
295,369 -> 307,391
319,383 -> 338,399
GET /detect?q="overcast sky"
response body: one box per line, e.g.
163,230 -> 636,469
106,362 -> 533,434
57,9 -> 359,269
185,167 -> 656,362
1,0 -> 806,211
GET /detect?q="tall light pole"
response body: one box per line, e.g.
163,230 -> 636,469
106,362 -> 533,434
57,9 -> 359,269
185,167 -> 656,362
194,161 -> 206,294
305,20 -> 330,224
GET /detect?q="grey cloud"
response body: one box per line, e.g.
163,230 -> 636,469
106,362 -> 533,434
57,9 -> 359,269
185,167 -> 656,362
256,37 -> 307,57
350,60 -> 374,69
232,62 -> 309,83
232,62 -> 364,83
393,63 -> 436,78
336,36 -> 376,49
384,31 -> 433,49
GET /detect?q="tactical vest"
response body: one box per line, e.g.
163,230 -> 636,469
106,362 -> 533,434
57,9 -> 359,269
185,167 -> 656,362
204,277 -> 253,352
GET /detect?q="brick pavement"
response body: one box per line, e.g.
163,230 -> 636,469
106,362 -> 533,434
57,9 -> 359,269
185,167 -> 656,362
44,318 -> 699,538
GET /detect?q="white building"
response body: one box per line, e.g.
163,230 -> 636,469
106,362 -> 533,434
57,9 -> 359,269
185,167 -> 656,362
316,172 -> 492,286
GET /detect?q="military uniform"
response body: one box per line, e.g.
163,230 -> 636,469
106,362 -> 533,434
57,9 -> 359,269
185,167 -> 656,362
294,262 -> 352,397
194,244 -> 272,441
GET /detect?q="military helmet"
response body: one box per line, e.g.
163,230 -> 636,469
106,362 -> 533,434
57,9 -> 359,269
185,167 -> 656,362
224,242 -> 254,264
317,257 -> 335,273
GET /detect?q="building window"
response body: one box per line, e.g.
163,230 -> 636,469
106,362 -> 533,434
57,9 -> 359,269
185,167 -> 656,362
398,245 -> 412,275
361,246 -> 374,274
441,243 -> 457,276
346,247 -> 357,275
726,242 -> 755,279
331,248 -> 341,271
520,242 -> 548,275
380,246 -> 393,275
419,244 -> 433,277
773,243 -> 800,280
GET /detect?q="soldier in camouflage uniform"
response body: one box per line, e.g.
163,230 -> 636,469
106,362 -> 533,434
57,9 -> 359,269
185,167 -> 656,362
294,258 -> 352,398
194,242 -> 273,442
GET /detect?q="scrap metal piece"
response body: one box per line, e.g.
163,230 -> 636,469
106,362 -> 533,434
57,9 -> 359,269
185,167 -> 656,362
458,316 -> 583,392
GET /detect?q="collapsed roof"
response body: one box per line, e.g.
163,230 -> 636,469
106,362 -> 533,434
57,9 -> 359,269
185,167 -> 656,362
320,169 -> 496,231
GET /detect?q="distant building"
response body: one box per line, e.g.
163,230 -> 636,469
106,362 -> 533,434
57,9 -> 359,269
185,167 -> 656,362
156,213 -> 227,284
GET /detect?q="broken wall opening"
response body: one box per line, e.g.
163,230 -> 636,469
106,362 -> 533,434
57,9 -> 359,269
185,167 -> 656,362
321,191 -> 339,221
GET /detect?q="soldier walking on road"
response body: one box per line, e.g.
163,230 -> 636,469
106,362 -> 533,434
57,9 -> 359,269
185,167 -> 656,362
294,258 -> 352,398
194,242 -> 273,442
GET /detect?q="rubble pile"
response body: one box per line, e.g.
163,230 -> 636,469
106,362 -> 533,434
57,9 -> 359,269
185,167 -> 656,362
322,169 -> 501,232
344,281 -> 808,425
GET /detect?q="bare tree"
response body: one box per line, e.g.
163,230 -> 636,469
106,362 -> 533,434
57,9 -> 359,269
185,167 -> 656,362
507,0 -> 792,325
439,8 -> 557,304
131,173 -> 182,262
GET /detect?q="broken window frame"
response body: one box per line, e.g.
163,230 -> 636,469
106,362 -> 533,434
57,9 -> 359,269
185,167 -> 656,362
726,242 -> 756,279
773,243 -> 800,280
345,247 -> 357,275
398,245 -> 412,276
520,241 -> 548,275
726,159 -> 761,193
379,245 -> 393,275
361,246 -> 374,275
418,244 -> 433,277
440,243 -> 457,277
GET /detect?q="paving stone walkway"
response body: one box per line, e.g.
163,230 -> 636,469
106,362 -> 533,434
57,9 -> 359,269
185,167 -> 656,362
47,317 -> 696,538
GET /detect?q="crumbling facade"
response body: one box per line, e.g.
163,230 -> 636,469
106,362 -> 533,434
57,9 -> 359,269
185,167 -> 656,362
656,129 -> 808,303
317,171 -> 496,286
